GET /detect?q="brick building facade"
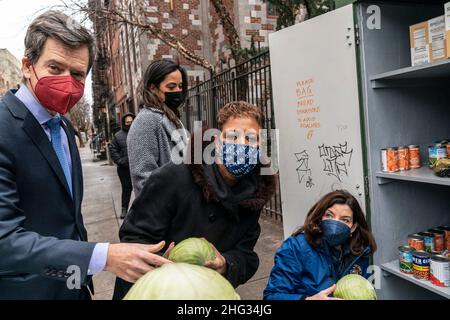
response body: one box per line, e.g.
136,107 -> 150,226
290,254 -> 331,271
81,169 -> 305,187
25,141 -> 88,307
0,49 -> 22,97
90,0 -> 279,136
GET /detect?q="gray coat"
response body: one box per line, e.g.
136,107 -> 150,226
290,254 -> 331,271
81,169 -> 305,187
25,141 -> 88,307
127,107 -> 188,195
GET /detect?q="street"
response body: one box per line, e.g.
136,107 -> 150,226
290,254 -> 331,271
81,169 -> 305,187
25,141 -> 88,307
79,146 -> 284,300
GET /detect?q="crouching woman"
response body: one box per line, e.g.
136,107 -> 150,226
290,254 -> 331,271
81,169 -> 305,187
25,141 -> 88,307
264,190 -> 377,300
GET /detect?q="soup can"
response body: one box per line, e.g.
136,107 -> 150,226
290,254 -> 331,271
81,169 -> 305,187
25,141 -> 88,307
437,226 -> 450,251
399,246 -> 415,274
412,251 -> 430,281
430,255 -> 450,287
381,149 -> 388,172
428,228 -> 445,253
381,148 -> 399,173
408,234 -> 425,251
398,146 -> 410,171
408,145 -> 421,169
387,148 -> 398,172
444,250 -> 450,259
418,232 -> 435,253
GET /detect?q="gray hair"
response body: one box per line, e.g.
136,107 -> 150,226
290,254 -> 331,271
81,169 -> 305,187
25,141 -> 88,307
24,10 -> 95,74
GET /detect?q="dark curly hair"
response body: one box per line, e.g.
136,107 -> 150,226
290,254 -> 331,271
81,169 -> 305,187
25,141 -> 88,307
216,101 -> 263,130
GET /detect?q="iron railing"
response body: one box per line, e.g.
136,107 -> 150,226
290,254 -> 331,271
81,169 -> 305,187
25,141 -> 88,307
181,51 -> 283,221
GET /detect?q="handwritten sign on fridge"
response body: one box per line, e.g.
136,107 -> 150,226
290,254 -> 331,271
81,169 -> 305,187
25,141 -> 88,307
269,5 -> 367,238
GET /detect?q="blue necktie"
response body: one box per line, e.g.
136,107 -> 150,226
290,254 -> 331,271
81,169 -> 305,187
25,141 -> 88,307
46,117 -> 72,196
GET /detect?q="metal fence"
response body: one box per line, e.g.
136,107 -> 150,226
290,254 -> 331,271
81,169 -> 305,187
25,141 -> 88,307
181,51 -> 283,221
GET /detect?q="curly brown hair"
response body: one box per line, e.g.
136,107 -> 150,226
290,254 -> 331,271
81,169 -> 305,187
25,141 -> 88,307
216,101 -> 263,130
293,190 -> 377,256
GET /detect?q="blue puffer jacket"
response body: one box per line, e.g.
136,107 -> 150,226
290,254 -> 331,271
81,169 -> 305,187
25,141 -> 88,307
263,233 -> 370,300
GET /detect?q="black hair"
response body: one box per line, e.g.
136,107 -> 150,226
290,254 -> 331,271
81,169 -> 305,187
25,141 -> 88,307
142,59 -> 188,127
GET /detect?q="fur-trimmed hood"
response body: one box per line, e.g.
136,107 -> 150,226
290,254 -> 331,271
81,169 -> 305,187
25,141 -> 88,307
185,127 -> 277,211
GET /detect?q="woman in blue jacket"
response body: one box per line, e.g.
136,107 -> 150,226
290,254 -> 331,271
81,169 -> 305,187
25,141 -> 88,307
264,190 -> 377,300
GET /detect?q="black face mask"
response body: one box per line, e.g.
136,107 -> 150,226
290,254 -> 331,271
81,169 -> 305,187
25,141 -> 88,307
164,91 -> 184,111
122,124 -> 131,132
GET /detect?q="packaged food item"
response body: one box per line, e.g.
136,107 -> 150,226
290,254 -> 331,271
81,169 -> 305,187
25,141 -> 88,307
398,146 -> 410,171
428,16 -> 447,62
412,251 -> 431,281
410,21 -> 430,66
430,255 -> 450,287
399,246 -> 415,274
437,225 -> 450,251
446,2 -> 450,58
428,228 -> 445,253
432,158 -> 450,177
382,148 -> 399,173
408,234 -> 425,251
408,145 -> 421,169
428,144 -> 447,167
418,232 -> 435,253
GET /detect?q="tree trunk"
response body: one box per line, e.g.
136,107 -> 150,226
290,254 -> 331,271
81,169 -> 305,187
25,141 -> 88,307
209,0 -> 243,64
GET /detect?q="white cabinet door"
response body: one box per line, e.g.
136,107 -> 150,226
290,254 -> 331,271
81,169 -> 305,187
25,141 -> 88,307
269,4 -> 366,238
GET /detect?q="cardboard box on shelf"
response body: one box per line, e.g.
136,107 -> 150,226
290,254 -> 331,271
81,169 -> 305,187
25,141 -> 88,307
428,15 -> 447,62
410,21 -> 430,66
446,2 -> 450,58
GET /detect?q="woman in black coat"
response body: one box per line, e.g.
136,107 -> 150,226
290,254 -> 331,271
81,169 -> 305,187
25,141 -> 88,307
113,101 -> 277,299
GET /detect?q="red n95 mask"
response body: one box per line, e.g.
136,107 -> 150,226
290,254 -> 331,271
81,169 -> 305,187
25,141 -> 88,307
31,66 -> 84,115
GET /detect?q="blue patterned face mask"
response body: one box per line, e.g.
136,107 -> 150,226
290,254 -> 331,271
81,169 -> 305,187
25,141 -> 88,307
221,143 -> 260,178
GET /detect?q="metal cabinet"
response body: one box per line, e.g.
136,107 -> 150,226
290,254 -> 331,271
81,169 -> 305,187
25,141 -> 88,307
269,0 -> 450,299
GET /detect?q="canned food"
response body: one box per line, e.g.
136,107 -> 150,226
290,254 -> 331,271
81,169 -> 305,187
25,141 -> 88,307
408,234 -> 425,251
381,149 -> 388,172
430,255 -> 450,287
408,145 -> 421,169
428,144 -> 447,167
437,226 -> 450,251
398,146 -> 410,171
381,148 -> 399,173
430,250 -> 442,256
412,251 -> 431,281
399,246 -> 415,274
418,232 -> 435,253
428,229 -> 445,253
444,250 -> 450,259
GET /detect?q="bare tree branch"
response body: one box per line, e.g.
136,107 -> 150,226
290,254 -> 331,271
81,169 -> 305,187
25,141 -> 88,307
209,0 -> 242,63
61,0 -> 214,72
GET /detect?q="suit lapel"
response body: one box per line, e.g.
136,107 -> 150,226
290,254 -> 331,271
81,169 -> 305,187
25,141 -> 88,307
22,112 -> 73,199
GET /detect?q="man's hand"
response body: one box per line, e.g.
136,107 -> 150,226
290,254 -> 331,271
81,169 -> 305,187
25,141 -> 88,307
105,241 -> 172,283
305,284 -> 342,300
203,240 -> 227,276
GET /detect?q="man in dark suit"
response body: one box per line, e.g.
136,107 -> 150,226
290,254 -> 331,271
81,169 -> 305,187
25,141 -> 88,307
0,11 -> 171,300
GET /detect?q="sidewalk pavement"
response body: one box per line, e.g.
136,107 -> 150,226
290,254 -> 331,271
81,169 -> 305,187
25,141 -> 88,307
79,146 -> 284,300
